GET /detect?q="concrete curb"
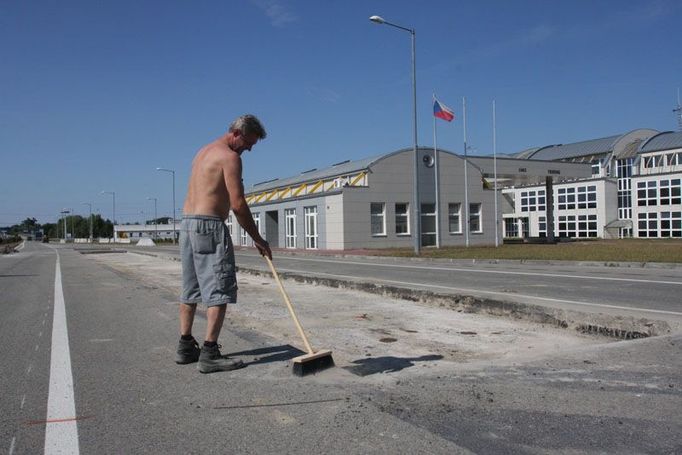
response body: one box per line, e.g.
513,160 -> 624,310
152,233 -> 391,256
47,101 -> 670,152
233,248 -> 682,270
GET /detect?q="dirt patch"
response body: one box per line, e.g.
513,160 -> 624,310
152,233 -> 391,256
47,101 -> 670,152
87,252 -> 612,379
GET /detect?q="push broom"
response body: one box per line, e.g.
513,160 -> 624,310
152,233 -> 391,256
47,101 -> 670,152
264,256 -> 334,376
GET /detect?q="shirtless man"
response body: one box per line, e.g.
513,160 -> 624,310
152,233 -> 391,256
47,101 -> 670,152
175,114 -> 272,373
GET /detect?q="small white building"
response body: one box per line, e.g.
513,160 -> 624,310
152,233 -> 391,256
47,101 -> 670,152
113,221 -> 180,242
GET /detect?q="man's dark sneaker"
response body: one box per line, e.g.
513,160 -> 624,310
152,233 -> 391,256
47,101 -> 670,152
198,344 -> 245,374
175,337 -> 201,365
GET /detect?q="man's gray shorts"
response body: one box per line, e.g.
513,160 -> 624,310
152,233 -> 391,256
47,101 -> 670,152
180,215 -> 237,306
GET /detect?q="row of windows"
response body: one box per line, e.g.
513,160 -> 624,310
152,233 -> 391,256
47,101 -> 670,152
557,185 -> 597,210
636,179 -> 682,206
637,212 -> 682,238
557,214 -> 598,238
520,189 -> 545,212
232,207 -> 320,250
370,202 -> 483,239
642,152 -> 682,169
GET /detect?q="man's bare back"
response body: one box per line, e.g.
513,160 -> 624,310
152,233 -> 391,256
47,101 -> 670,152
183,139 -> 238,220
181,120 -> 270,259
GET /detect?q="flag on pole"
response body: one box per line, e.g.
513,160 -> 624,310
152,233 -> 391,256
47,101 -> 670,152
433,98 -> 455,122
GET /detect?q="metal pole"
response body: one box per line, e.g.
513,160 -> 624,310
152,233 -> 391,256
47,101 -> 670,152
172,170 -> 176,244
157,168 -> 177,244
463,97 -> 470,247
433,94 -> 440,248
410,29 -> 420,255
369,16 -> 419,255
154,198 -> 158,240
82,202 -> 93,242
113,193 -> 116,242
493,100 -> 499,247
148,197 -> 158,240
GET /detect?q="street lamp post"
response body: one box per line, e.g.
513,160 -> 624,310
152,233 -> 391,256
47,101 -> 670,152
100,191 -> 116,241
82,202 -> 93,242
147,197 -> 158,240
369,14 -> 420,255
156,168 -> 176,244
60,209 -> 70,241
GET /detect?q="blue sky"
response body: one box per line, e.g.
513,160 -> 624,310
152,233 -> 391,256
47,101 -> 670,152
1,0 -> 681,225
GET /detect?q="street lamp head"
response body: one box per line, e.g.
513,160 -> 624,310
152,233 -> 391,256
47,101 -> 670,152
369,15 -> 385,24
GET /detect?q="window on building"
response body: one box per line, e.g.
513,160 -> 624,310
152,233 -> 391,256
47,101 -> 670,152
285,208 -> 296,248
660,211 -> 682,238
448,203 -> 462,234
395,203 -> 409,235
253,213 -> 261,238
504,218 -> 518,238
538,216 -> 547,238
557,187 -> 577,210
469,203 -> 482,233
520,189 -> 546,212
240,226 -> 248,246
558,214 -> 597,238
660,179 -> 682,205
638,212 -> 658,238
637,181 -> 658,207
420,203 -> 436,246
304,206 -> 318,249
370,203 -> 386,236
226,214 -> 233,236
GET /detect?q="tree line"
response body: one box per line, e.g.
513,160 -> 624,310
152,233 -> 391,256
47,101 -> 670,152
5,216 -> 113,239
4,216 -> 175,240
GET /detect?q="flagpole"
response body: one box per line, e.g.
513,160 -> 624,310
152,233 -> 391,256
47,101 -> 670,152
493,99 -> 499,247
463,96 -> 470,247
433,94 -> 441,248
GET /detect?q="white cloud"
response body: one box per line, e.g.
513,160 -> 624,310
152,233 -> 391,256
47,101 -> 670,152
251,0 -> 297,27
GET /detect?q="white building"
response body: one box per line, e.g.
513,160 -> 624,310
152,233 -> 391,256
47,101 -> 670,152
503,129 -> 682,239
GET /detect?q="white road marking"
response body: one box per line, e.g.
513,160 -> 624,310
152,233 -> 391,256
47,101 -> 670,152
39,331 -> 43,338
21,394 -> 26,409
45,251 -> 80,454
275,267 -> 682,317
244,254 -> 682,286
35,344 -> 39,351
9,437 -> 16,455
27,365 -> 32,374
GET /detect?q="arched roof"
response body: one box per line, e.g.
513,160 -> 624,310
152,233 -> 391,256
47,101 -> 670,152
639,131 -> 682,153
245,147 -> 475,194
523,129 -> 659,161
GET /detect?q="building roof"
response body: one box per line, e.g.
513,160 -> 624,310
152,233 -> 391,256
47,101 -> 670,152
514,129 -> 661,161
639,131 -> 682,153
246,151 -> 398,194
245,147 -> 477,195
527,135 -> 622,160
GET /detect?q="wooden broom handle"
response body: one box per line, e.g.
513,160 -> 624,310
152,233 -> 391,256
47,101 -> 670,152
264,256 -> 314,354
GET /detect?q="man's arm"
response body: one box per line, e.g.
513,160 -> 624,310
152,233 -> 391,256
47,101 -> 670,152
224,154 -> 272,259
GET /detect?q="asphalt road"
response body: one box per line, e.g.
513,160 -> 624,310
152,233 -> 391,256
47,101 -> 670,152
2,241 -> 681,454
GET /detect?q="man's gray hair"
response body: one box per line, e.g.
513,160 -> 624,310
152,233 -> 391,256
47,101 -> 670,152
229,114 -> 267,139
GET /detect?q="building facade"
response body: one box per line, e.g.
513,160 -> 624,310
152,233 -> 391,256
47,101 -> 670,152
503,129 -> 682,239
237,148 -> 589,250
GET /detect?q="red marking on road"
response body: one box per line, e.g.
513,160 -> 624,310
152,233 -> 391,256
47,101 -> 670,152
24,415 -> 93,426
